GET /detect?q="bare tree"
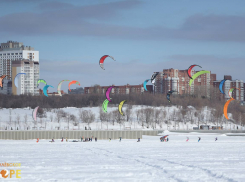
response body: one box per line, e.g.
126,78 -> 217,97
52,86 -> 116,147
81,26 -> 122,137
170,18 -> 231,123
142,108 -> 154,128
112,110 -> 124,129
125,105 -> 132,122
56,110 -> 62,123
9,109 -> 12,127
66,113 -> 70,130
106,112 -> 112,130
139,109 -> 145,128
136,109 -> 141,122
99,108 -> 107,129
24,114 -> 28,130
159,109 -> 166,128
16,114 -> 20,125
153,109 -> 161,129
79,110 -> 95,128
70,114 -> 78,126
50,115 -> 53,122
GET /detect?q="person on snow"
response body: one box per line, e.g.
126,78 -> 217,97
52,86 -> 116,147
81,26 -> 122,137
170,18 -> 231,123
81,136 -> 83,142
167,138 -> 169,142
61,137 -> 63,142
186,137 -> 189,142
215,137 -> 218,141
109,138 -> 111,142
198,137 -> 201,142
160,137 -> 164,142
36,138 -> 39,143
52,139 -> 54,142
91,137 -> 93,142
119,137 -> 122,142
95,137 -> 97,142
66,137 -> 68,142
137,138 -> 140,142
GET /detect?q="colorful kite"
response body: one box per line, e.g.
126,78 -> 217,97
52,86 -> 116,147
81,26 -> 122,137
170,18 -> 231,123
32,106 -> 39,121
57,80 -> 70,96
0,75 -> 6,87
187,65 -> 202,79
105,86 -> 114,102
37,79 -> 47,88
143,79 -> 151,91
228,87 -> 241,99
219,79 -> 227,94
102,99 -> 110,113
99,55 -> 116,70
223,98 -> 235,120
14,73 -> 26,88
43,85 -> 54,97
189,71 -> 210,86
118,100 -> 126,116
151,72 -> 159,86
68,80 -> 80,92
167,90 -> 177,103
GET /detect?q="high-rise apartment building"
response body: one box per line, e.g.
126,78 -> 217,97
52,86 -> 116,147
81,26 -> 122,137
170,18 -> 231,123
0,41 -> 39,95
155,68 -> 216,97
12,59 -> 39,95
213,75 -> 244,101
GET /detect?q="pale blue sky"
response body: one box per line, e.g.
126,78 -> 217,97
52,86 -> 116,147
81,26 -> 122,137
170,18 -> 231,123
1,0 -> 245,92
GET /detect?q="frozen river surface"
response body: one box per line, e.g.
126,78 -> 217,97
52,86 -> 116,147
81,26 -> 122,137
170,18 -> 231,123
0,134 -> 245,182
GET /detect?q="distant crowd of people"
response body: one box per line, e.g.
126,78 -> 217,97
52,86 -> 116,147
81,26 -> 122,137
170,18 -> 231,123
36,136 -> 219,143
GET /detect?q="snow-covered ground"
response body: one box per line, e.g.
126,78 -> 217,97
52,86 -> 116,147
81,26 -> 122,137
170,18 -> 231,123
0,106 -> 243,131
1,133 -> 245,181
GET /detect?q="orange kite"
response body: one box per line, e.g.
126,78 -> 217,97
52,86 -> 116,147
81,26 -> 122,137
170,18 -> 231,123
223,98 -> 235,120
0,75 -> 6,87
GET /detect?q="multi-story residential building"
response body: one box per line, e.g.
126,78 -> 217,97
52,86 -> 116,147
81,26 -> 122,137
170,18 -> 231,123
12,59 -> 39,95
213,75 -> 244,101
155,68 -> 216,97
0,41 -> 39,95
68,87 -> 84,94
0,80 -> 12,95
84,84 -> 153,95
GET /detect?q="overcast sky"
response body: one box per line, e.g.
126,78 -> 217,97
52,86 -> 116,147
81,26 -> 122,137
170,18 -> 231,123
1,0 -> 245,92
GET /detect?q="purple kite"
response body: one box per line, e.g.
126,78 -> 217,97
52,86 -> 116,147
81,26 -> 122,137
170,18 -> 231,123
106,86 -> 114,102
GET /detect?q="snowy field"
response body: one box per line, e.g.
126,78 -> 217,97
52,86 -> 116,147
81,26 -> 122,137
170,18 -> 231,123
1,133 -> 245,182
